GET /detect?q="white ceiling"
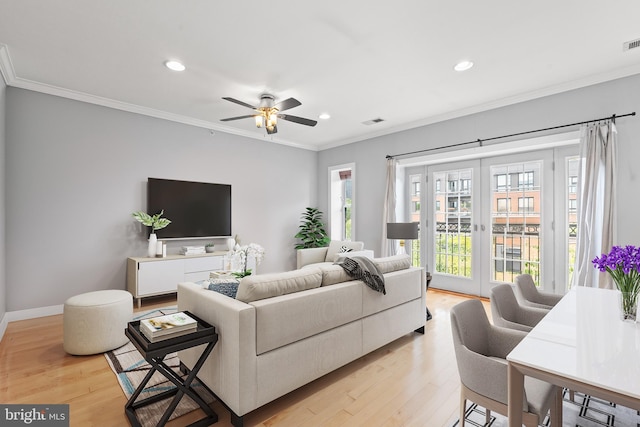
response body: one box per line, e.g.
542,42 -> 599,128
1,1 -> 640,151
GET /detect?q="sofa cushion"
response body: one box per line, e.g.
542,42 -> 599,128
374,254 -> 411,274
251,281 -> 363,355
317,264 -> 353,286
236,268 -> 323,303
324,240 -> 365,262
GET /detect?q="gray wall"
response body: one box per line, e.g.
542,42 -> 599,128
318,73 -> 640,254
0,74 -> 6,319
6,88 -> 317,311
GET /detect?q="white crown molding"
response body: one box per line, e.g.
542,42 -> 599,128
0,43 -> 16,85
0,44 -> 316,151
318,64 -> 640,151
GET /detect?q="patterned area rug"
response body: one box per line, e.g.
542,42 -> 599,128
105,307 -> 216,427
452,390 -> 640,427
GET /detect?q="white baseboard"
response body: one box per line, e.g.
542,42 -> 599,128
6,304 -> 64,322
0,312 -> 7,343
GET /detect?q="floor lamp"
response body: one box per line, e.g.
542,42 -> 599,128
387,222 -> 431,321
386,222 -> 419,255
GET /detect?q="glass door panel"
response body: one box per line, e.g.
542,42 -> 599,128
490,161 -> 542,285
428,161 -> 481,295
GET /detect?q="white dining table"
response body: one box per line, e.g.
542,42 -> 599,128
507,286 -> 640,426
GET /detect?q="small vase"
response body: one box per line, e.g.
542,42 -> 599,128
148,233 -> 157,258
618,291 -> 638,322
227,238 -> 235,251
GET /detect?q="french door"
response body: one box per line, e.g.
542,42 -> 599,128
405,147 -> 577,297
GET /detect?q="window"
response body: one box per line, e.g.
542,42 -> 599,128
497,198 -> 508,213
411,178 -> 420,197
518,197 -> 534,213
435,200 -> 441,211
568,198 -> 577,212
435,179 -> 441,192
519,171 -> 534,189
460,178 -> 471,193
496,174 -> 507,192
568,176 -> 577,194
329,164 -> 355,241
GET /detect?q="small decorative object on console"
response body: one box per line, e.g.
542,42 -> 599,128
229,243 -> 265,278
180,245 -> 206,255
132,210 -> 171,257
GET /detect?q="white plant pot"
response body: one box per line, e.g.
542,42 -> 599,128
227,238 -> 235,251
148,233 -> 157,258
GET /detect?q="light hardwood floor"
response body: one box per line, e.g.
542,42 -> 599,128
0,290 -> 489,427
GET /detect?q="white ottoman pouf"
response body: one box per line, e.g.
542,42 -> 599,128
63,290 -> 133,355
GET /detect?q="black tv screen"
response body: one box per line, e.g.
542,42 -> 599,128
147,178 -> 232,239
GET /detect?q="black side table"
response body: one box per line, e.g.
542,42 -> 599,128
124,311 -> 218,427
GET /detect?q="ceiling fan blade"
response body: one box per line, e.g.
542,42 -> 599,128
274,97 -> 301,112
266,125 -> 278,135
220,115 -> 256,122
279,114 -> 318,127
222,97 -> 256,110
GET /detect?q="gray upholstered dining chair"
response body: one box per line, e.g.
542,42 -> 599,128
490,284 -> 549,332
450,299 -> 562,427
514,274 -> 564,310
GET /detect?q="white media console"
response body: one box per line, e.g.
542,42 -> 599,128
127,252 -> 228,307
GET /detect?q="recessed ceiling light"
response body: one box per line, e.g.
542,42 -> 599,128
165,60 -> 186,71
454,60 -> 474,72
319,113 -> 331,120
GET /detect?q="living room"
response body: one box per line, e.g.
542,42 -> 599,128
2,2 -> 640,426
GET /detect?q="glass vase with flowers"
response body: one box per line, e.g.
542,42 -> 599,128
592,245 -> 640,322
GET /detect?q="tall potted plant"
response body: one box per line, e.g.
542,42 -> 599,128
132,210 -> 171,257
294,207 -> 330,249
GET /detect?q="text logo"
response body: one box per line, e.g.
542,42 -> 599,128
1,405 -> 69,426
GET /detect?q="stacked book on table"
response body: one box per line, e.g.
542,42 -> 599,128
180,246 -> 206,255
140,312 -> 197,343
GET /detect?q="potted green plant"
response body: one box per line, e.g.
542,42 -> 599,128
205,243 -> 216,253
294,207 -> 330,249
132,210 -> 171,257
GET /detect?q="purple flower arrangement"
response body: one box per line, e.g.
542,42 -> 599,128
593,245 -> 640,320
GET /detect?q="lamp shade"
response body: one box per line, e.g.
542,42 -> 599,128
387,222 -> 419,240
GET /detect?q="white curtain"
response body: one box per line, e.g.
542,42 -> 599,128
381,157 -> 397,256
572,121 -> 617,289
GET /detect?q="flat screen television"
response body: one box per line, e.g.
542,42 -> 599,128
147,178 -> 232,239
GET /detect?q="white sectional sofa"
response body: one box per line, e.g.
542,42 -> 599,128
177,253 -> 425,427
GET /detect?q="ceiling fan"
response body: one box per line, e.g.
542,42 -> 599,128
220,94 -> 318,135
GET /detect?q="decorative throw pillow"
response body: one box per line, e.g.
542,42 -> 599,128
339,245 -> 353,253
203,278 -> 240,299
324,240 -> 365,262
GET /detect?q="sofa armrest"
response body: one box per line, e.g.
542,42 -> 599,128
177,282 -> 258,417
296,247 -> 328,269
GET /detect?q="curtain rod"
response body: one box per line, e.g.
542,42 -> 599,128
386,112 -> 636,159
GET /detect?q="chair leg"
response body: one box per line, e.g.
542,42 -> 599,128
569,389 -> 575,401
459,392 -> 466,427
485,409 -> 491,426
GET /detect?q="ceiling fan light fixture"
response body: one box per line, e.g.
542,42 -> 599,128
164,60 -> 186,71
255,115 -> 264,128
